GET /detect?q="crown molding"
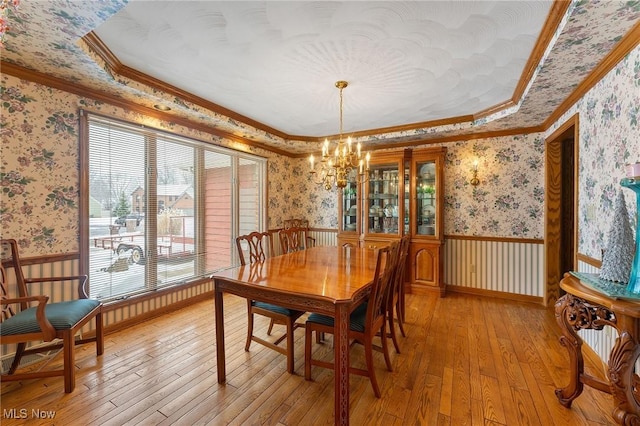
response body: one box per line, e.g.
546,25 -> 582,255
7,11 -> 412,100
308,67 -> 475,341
292,125 -> 545,158
544,19 -> 640,129
4,11 -> 638,159
83,32 -> 290,140
1,61 -> 293,157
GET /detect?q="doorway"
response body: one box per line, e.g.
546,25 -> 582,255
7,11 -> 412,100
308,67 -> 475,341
545,115 -> 578,306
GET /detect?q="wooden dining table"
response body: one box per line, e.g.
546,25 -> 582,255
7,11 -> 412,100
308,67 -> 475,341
212,245 -> 382,425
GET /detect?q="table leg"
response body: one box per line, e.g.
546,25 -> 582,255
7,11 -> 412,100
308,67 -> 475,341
214,285 -> 226,383
554,294 -> 586,407
607,326 -> 640,424
334,303 -> 350,425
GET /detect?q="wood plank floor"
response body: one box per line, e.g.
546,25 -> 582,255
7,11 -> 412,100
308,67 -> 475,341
1,291 -> 618,425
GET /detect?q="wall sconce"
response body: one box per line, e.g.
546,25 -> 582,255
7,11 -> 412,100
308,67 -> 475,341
470,160 -> 480,186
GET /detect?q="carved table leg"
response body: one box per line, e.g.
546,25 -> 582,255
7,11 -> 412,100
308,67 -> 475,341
555,294 -> 585,407
608,329 -> 640,425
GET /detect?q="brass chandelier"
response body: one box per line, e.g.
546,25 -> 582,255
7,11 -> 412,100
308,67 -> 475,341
309,81 -> 370,190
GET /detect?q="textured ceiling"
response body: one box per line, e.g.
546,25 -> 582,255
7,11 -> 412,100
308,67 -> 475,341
1,1 -> 639,155
94,1 -> 552,137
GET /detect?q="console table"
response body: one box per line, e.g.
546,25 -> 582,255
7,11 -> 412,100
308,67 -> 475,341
556,272 -> 640,425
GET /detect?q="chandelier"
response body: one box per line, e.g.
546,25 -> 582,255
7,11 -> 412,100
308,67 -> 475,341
309,81 -> 370,190
0,0 -> 19,48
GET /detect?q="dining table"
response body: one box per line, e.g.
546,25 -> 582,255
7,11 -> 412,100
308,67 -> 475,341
212,245 -> 382,425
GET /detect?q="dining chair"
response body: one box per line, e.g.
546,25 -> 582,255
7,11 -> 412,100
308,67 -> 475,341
304,242 -> 399,397
235,231 -> 304,373
386,235 -> 410,353
0,238 -> 104,393
278,226 -> 315,254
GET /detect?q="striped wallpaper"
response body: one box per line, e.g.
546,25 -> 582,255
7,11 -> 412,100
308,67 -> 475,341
444,238 -> 544,297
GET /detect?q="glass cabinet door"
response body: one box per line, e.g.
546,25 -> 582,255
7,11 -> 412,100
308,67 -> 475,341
340,174 -> 359,233
366,163 -> 401,235
415,160 -> 437,236
404,160 -> 410,235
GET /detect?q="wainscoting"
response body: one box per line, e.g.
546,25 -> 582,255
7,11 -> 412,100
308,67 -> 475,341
444,237 -> 544,298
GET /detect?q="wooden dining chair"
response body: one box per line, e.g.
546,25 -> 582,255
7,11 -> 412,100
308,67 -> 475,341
386,235 -> 410,353
304,242 -> 399,397
235,232 -> 304,373
0,238 -> 104,393
279,226 -> 315,254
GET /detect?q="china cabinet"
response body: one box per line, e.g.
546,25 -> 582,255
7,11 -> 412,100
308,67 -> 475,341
409,147 -> 446,296
335,146 -> 446,296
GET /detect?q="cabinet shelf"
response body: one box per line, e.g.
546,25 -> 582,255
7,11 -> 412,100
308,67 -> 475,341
369,194 -> 397,200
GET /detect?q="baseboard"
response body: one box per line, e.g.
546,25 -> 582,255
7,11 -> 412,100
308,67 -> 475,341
446,284 -> 544,305
103,290 -> 214,335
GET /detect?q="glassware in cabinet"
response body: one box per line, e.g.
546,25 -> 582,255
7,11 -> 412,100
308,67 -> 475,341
365,159 -> 402,236
415,161 -> 437,236
339,171 -> 360,233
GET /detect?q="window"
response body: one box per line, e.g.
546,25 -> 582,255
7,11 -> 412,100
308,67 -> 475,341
81,112 -> 267,301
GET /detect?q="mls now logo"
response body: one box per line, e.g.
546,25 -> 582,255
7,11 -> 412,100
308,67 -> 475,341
3,409 -> 56,419
3,409 -> 27,419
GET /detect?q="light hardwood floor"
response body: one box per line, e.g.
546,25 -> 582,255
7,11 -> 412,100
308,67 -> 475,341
1,291 -> 618,425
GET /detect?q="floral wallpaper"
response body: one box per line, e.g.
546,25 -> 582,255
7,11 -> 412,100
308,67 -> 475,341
0,73 -> 294,256
442,135 -> 545,237
547,43 -> 640,260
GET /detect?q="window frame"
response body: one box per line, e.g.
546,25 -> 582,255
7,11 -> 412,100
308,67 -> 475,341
79,110 -> 267,302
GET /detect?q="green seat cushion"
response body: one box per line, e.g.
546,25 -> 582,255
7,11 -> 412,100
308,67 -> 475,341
307,302 -> 368,333
1,299 -> 100,336
253,301 -> 301,317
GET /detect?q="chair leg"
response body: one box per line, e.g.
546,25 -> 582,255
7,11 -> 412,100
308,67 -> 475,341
63,331 -> 75,393
396,299 -> 406,337
245,310 -> 255,352
388,308 -> 401,354
363,335 -> 381,398
305,326 -> 313,380
267,319 -> 276,336
399,284 -> 407,334
96,311 -> 104,356
380,322 -> 393,372
8,342 -> 26,374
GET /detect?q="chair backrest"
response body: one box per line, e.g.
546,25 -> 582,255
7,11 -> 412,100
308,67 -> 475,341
283,219 -> 309,229
279,227 -> 310,254
366,241 -> 400,328
2,239 -> 33,310
235,232 -> 273,266
390,236 -> 410,302
1,239 -> 89,304
0,263 -> 17,321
